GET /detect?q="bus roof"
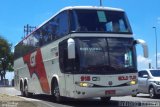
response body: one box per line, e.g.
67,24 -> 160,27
39,6 -> 124,29
60,6 -> 124,12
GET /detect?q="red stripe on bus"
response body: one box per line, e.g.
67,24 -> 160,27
23,49 -> 50,94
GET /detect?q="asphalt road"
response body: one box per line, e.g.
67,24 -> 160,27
0,87 -> 160,107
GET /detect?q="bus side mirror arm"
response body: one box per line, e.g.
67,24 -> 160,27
134,39 -> 148,58
67,38 -> 75,59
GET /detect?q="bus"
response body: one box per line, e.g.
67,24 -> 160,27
14,6 -> 148,102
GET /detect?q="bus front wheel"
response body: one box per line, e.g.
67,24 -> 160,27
52,80 -> 62,102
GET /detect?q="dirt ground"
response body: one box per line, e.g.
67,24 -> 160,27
0,94 -> 39,107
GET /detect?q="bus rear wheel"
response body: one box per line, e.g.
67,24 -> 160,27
20,85 -> 25,97
100,97 -> 111,103
24,83 -> 33,98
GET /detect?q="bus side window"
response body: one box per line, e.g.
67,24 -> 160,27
48,20 -> 58,41
55,11 -> 69,39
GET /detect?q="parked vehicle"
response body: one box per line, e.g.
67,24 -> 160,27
133,69 -> 160,98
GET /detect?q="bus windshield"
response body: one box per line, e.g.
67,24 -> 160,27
75,37 -> 136,74
71,9 -> 132,34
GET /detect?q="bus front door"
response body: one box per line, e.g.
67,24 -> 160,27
64,73 -> 75,97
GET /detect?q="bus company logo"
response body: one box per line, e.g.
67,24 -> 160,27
30,51 -> 37,67
108,81 -> 113,86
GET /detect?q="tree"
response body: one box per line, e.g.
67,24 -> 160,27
0,35 -> 13,82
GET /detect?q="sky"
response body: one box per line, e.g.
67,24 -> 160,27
0,0 -> 160,70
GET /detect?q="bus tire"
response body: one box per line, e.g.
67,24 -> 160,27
24,83 -> 33,98
100,97 -> 111,103
52,80 -> 62,103
20,81 -> 25,97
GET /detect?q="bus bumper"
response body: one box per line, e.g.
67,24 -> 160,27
73,85 -> 138,99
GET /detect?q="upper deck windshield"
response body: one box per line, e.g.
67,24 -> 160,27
70,9 -> 132,34
75,37 -> 137,74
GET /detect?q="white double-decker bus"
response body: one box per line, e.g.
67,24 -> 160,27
14,6 -> 148,102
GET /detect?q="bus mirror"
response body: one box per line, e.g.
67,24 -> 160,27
67,38 -> 75,59
135,39 -> 148,58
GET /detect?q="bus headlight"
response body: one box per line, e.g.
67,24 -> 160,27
75,82 -> 94,87
129,80 -> 137,85
130,80 -> 136,85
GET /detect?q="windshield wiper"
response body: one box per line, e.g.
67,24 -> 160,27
86,64 -> 116,71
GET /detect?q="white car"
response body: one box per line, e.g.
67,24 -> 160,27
134,69 -> 160,98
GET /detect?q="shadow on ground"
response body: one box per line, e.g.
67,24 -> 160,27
20,94 -> 122,107
19,94 -> 160,107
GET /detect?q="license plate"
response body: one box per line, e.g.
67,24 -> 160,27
105,90 -> 116,95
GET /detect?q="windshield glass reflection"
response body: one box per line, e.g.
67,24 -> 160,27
71,9 -> 132,34
75,37 -> 136,74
